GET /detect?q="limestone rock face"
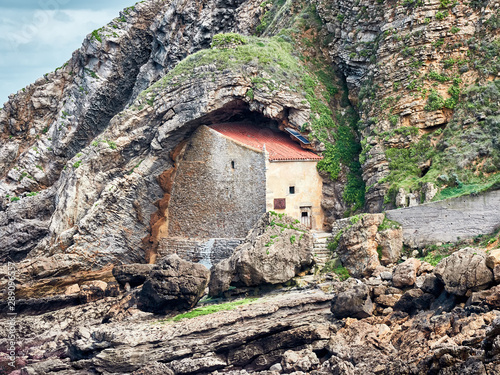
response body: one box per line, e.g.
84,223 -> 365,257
331,282 -> 373,319
138,255 -> 209,313
209,212 -> 314,296
392,258 -> 421,288
0,0 -> 267,278
434,248 -> 494,296
337,214 -> 384,278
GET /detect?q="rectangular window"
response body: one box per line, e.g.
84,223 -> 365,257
274,198 -> 286,210
289,186 -> 295,194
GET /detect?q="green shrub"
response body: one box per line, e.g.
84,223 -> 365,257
333,266 -> 350,281
425,90 -> 445,111
211,33 -> 248,48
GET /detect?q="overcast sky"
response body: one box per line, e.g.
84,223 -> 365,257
0,0 -> 135,106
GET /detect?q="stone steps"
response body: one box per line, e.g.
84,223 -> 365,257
312,231 -> 333,268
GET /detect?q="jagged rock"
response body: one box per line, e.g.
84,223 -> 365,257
209,212 -> 313,296
420,274 -> 444,297
337,214 -> 384,278
138,254 -> 209,313
112,264 -> 155,288
395,188 -> 407,208
331,282 -> 373,319
467,285 -> 500,309
393,289 -> 435,315
392,258 -> 421,288
434,248 -> 494,296
281,349 -> 320,372
79,281 -> 108,304
421,183 -> 438,203
407,193 -> 418,207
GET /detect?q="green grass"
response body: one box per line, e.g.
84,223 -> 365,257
166,298 -> 258,322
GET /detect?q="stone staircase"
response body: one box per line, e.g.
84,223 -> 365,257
312,231 -> 333,268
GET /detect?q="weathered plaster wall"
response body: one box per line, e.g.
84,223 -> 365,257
167,125 -> 267,239
386,190 -> 500,248
265,159 -> 324,230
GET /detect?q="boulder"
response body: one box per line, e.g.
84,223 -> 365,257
138,255 -> 209,313
486,248 -> 500,275
420,274 -> 444,296
393,258 -> 421,288
337,214 -> 384,278
374,294 -> 401,308
376,227 -> 403,266
209,212 -> 314,296
112,264 -> 155,288
393,289 -> 435,315
331,283 -> 374,319
434,248 -> 494,296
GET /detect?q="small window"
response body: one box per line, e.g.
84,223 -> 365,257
289,186 -> 295,194
231,161 -> 235,169
301,211 -> 308,217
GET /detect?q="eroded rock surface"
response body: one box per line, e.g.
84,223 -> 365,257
434,248 -> 494,296
209,212 -> 314,296
138,255 -> 209,313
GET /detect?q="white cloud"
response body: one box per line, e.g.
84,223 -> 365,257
0,2 -> 133,104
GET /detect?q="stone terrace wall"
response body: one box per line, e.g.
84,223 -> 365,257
386,190 -> 500,248
158,237 -> 244,269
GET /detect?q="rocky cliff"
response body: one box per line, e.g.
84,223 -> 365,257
1,0 -> 500,373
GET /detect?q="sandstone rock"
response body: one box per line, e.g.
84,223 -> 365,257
138,254 -> 209,313
331,283 -> 373,319
337,214 -> 384,278
392,258 -> 421,288
209,212 -> 313,296
486,249 -> 500,270
434,248 -> 494,296
376,227 -> 403,266
112,264 -> 155,288
65,284 -> 80,295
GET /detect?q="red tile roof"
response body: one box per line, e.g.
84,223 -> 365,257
210,123 -> 322,161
